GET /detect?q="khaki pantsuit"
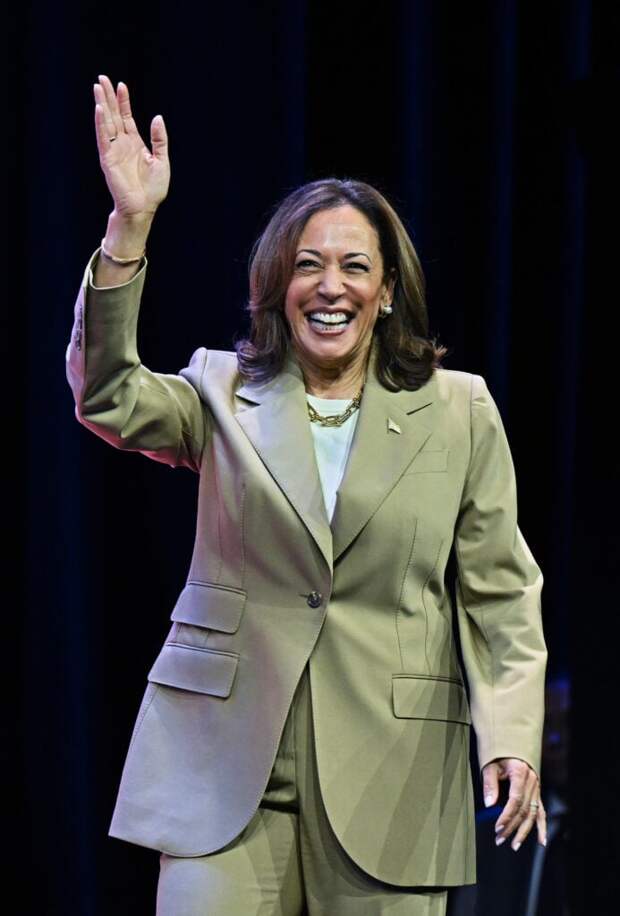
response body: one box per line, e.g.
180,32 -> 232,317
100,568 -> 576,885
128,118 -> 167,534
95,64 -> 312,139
66,249 -> 547,899
156,662 -> 448,916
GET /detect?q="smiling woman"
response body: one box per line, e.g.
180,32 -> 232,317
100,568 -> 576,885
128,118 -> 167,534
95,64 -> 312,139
68,76 -> 548,916
281,205 -> 397,398
234,177 -> 449,394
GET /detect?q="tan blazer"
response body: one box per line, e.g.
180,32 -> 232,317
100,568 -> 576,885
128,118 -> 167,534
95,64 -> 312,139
65,248 -> 548,887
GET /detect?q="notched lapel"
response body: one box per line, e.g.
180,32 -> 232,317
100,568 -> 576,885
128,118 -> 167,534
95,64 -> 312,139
234,341 -> 439,572
330,346 -> 437,562
235,353 -> 333,571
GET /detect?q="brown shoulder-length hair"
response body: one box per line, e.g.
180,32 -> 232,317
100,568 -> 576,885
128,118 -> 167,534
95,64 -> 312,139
233,178 -> 449,391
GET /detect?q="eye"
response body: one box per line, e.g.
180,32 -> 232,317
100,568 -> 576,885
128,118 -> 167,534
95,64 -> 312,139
295,260 -> 369,271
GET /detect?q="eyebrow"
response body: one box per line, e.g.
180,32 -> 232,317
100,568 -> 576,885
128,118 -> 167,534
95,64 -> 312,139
296,248 -> 372,263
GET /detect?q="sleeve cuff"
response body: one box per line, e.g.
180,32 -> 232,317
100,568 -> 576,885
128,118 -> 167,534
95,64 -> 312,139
85,246 -> 148,290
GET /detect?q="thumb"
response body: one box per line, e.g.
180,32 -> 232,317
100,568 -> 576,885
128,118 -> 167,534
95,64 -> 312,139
483,762 -> 500,807
150,114 -> 168,159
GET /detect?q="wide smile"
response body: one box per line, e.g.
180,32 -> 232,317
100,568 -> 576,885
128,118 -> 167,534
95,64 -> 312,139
305,311 -> 355,335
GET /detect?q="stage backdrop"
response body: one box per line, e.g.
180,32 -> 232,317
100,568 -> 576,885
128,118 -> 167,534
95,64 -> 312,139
9,1 -> 617,913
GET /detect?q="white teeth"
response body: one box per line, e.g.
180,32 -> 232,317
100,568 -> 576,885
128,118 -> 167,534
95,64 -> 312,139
307,312 -> 350,324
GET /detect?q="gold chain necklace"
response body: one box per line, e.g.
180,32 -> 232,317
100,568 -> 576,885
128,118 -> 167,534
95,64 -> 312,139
306,386 -> 364,427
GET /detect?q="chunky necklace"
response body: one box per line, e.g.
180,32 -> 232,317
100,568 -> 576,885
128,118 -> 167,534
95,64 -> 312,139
306,386 -> 364,427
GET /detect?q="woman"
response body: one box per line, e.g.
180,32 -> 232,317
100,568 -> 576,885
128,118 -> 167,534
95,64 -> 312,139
66,75 -> 548,915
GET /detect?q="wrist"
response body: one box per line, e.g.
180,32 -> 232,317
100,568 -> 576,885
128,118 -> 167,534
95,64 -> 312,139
100,239 -> 144,266
109,207 -> 156,227
103,209 -> 153,260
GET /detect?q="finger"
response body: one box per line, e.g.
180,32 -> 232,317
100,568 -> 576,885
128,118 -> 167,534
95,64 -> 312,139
117,81 -> 139,136
536,799 -> 548,847
94,102 -> 118,154
98,73 -> 123,131
510,803 -> 538,851
495,794 -> 524,837
483,765 -> 499,808
494,773 -> 529,838
97,73 -> 123,135
93,84 -> 117,143
514,769 -> 539,825
150,114 -> 168,160
510,779 -> 543,850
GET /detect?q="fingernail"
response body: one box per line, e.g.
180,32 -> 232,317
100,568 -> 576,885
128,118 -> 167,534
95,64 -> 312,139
495,836 -> 505,846
495,823 -> 504,833
484,794 -> 494,807
512,841 -> 521,852
542,836 -> 547,847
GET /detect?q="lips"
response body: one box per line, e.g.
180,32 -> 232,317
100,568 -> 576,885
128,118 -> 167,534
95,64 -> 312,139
302,306 -> 356,338
305,310 -> 354,326
304,302 -> 355,316
306,315 -> 353,335
306,315 -> 351,324
305,308 -> 354,318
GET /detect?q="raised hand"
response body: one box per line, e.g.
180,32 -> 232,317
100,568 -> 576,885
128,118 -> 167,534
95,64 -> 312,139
93,74 -> 170,219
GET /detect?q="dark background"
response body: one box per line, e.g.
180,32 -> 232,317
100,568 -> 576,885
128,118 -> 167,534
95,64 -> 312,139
9,1 -> 618,913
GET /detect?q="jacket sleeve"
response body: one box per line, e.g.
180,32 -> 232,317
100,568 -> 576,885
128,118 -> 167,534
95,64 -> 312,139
65,246 -> 211,473
453,373 -> 548,781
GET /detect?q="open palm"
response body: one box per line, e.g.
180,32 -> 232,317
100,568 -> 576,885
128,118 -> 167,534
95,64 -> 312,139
93,74 -> 170,218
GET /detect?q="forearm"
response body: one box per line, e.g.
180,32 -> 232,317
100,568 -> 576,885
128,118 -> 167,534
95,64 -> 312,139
92,210 -> 154,287
454,374 -> 548,778
66,245 -> 210,473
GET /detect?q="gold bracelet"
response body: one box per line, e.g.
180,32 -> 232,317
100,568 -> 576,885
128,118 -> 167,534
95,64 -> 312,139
100,238 -> 146,264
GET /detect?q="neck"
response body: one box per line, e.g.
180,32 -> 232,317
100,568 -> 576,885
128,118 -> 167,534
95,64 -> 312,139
295,346 -> 372,399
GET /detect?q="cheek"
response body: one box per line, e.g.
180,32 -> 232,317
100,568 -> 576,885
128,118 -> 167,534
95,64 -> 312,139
282,291 -> 299,327
284,280 -> 308,317
283,305 -> 307,340
359,303 -> 380,329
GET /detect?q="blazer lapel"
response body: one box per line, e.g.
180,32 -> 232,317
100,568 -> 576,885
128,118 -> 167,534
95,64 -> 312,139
235,351 -> 333,571
329,343 -> 436,562
234,338 -> 438,572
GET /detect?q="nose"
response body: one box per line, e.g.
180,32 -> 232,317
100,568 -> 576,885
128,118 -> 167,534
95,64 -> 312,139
317,265 -> 346,301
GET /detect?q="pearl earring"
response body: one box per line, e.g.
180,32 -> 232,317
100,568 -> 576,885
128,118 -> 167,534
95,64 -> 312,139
379,303 -> 393,317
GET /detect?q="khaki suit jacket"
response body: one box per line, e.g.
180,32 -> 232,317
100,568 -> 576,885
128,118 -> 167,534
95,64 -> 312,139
65,248 -> 548,887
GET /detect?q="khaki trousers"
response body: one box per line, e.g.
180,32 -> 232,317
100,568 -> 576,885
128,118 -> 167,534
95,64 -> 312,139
156,661 -> 449,915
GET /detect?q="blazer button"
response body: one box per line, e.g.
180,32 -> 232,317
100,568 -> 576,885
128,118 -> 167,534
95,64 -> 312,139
306,590 -> 323,608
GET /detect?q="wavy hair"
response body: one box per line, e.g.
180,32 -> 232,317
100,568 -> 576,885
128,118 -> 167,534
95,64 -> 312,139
233,178 -> 449,391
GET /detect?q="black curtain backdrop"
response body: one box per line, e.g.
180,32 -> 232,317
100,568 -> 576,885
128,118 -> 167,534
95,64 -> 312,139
9,1 -> 617,913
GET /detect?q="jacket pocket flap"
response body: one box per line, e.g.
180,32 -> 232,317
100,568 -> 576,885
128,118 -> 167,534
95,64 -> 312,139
148,643 -> 239,698
404,448 -> 449,474
170,581 -> 246,633
392,674 -> 471,724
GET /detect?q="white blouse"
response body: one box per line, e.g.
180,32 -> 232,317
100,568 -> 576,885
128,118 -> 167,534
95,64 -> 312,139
305,394 -> 360,523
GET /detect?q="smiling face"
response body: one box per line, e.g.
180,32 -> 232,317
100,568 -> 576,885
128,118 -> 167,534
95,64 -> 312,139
284,205 -> 395,384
